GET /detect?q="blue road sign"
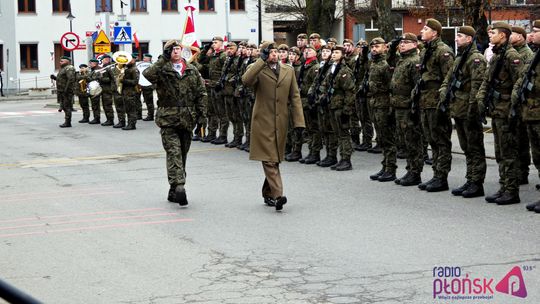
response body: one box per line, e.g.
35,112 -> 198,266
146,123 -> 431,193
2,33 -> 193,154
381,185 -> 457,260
113,26 -> 132,44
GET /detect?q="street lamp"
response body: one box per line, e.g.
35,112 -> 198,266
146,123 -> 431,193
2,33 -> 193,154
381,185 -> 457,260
67,11 -> 75,62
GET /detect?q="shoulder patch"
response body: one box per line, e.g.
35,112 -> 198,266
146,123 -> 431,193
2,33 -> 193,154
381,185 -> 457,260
415,64 -> 421,69
443,53 -> 450,57
474,58 -> 481,64
342,74 -> 348,78
513,59 -> 520,64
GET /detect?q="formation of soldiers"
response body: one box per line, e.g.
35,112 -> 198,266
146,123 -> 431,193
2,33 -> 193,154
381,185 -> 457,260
50,18 -> 540,213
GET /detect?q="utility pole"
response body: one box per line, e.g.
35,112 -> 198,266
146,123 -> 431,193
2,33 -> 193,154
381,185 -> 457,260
225,0 -> 231,42
258,0 -> 262,44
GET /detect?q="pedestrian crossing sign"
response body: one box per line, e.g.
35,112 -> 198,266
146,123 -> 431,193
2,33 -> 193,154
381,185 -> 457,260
113,26 -> 132,44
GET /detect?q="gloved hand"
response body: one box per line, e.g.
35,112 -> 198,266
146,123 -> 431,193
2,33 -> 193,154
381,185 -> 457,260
203,43 -> 212,52
260,47 -> 270,61
163,47 -> 172,61
50,74 -> 57,80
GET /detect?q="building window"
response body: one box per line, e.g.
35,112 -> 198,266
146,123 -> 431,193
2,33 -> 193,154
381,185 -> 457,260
131,0 -> 147,12
131,42 -> 149,60
53,43 -> 72,70
20,44 -> 38,70
0,45 -> 4,71
199,0 -> 215,11
52,0 -> 70,12
96,0 -> 112,12
18,0 -> 36,13
230,0 -> 245,11
162,0 -> 178,11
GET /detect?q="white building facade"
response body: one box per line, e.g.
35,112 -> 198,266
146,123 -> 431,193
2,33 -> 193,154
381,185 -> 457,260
0,0 -> 274,91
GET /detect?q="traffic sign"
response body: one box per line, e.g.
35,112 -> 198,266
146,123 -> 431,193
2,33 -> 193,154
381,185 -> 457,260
60,32 -> 80,51
93,30 -> 111,53
113,26 -> 132,44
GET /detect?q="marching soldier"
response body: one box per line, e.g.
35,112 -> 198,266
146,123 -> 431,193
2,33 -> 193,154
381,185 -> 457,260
477,22 -> 523,205
143,40 -> 207,206
51,56 -> 75,128
416,19 -> 455,192
511,26 -> 534,184
75,63 -> 90,123
99,54 -> 117,126
512,19 -> 540,213
139,54 -> 156,121
87,59 -> 102,124
440,26 -> 487,197
110,52 -> 130,129
120,55 -> 140,130
366,38 -> 396,180
391,33 -> 423,186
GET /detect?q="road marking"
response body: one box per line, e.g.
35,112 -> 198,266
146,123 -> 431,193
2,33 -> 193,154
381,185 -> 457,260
0,207 -> 166,223
1,190 -> 125,203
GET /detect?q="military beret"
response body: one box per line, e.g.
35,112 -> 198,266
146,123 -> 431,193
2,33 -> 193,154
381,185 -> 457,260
60,55 -> 71,61
79,64 -> 88,68
458,26 -> 476,37
289,47 -> 301,56
247,43 -> 257,49
320,44 -> 332,51
238,41 -> 248,47
401,32 -> 418,42
309,33 -> 320,39
143,53 -> 152,58
164,39 -> 181,50
260,41 -> 276,51
426,18 -> 442,35
131,53 -> 139,58
343,38 -> 354,45
327,37 -> 338,44
277,44 -> 289,51
297,33 -> 308,39
534,20 -> 540,29
512,26 -> 527,40
369,37 -> 386,46
304,45 -> 316,51
492,21 -> 512,32
356,39 -> 367,47
226,42 -> 237,48
89,59 -> 99,63
212,36 -> 224,42
333,45 -> 345,53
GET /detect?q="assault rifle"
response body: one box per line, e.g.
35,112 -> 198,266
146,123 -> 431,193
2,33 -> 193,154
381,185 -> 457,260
355,46 -> 370,105
480,43 -> 508,124
215,55 -> 235,92
320,63 -> 342,111
410,41 -> 435,123
308,61 -> 331,109
511,50 -> 540,120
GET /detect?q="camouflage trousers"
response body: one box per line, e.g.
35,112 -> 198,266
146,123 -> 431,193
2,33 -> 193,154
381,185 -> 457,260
113,92 -> 126,123
239,96 -> 253,143
349,106 -> 361,144
101,91 -> 115,122
78,95 -> 90,119
304,107 -> 322,156
329,108 -> 353,160
517,120 -> 531,180
395,108 -> 423,174
224,95 -> 244,140
123,92 -> 138,124
526,121 -> 540,177
372,107 -> 397,173
160,127 -> 192,186
355,98 -> 374,145
207,88 -> 229,137
90,95 -> 101,120
492,117 -> 520,193
135,90 -> 143,118
288,104 -> 303,153
141,87 -> 155,118
58,92 -> 73,122
454,117 -> 486,183
318,106 -> 338,158
421,108 -> 452,179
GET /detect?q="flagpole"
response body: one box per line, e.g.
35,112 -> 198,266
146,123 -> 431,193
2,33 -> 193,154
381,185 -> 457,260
180,0 -> 191,43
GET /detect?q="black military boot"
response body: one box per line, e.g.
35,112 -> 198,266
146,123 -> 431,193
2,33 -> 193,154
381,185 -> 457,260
275,196 -> 287,211
285,151 -> 302,162
400,172 -> 422,187
495,192 -> 520,205
318,156 -> 337,167
378,171 -> 396,182
485,190 -> 504,203
201,133 -> 216,143
212,136 -> 228,145
88,117 -> 101,124
59,120 -> 72,128
451,181 -> 472,196
78,114 -> 90,123
367,144 -> 382,154
226,137 -> 241,148
424,155 -> 433,165
396,150 -> 407,159
520,175 -> 529,185
351,134 -> 362,151
335,160 -> 352,171
461,182 -> 484,198
426,178 -> 449,192
101,120 -> 114,126
395,171 -> 410,185
356,142 -> 372,152
137,111 -> 143,120
330,160 -> 342,170
113,121 -> 126,128
526,200 -> 540,211
122,121 -> 136,130
167,185 -> 175,202
418,177 -> 436,190
192,134 -> 201,141
263,196 -> 275,207
370,168 -> 384,180
143,115 -> 154,121
174,185 -> 188,206
303,153 -> 320,165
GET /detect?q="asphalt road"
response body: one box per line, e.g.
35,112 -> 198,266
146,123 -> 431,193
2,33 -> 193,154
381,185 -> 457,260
0,99 -> 539,304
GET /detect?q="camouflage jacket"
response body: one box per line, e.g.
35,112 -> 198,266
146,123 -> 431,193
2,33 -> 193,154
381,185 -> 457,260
367,54 -> 392,109
99,63 -> 117,93
221,55 -> 240,96
299,58 -> 319,99
390,48 -> 419,109
439,44 -> 487,119
143,57 -> 208,129
318,62 -> 355,114
511,49 -> 540,121
477,44 -> 523,118
75,71 -> 89,97
514,43 -> 534,65
199,49 -> 227,87
419,37 -> 455,109
344,54 -> 356,71
121,63 -> 140,95
56,63 -> 75,94
234,57 -> 255,99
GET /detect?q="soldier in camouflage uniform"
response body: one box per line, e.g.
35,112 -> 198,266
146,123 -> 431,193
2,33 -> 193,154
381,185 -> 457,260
236,43 -> 256,151
352,40 -> 374,151
75,64 -> 90,123
140,54 -> 156,121
110,53 -> 129,129
477,22 -> 523,205
343,39 -> 362,151
440,26 -> 487,198
285,46 -> 305,161
416,19 -> 455,192
512,19 -> 540,213
391,33 -> 424,186
120,55 -> 140,130
296,33 -> 308,62
511,26 -> 534,184
50,56 -> 75,128
365,38 -> 396,180
99,54 -> 116,126
143,40 -> 207,206
221,42 -> 243,147
199,36 -> 228,144
131,52 -> 143,120
87,59 -> 102,124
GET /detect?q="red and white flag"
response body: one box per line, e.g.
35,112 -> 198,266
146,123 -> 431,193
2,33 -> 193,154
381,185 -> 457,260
133,32 -> 140,50
181,2 -> 200,60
